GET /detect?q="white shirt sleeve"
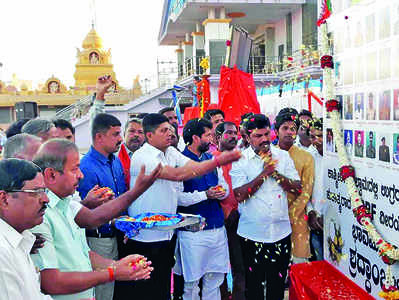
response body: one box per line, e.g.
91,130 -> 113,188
282,151 -> 300,181
88,98 -> 105,131
169,146 -> 191,167
176,181 -> 208,207
69,200 -> 83,220
230,159 -> 248,190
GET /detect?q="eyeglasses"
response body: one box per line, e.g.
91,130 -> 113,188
7,188 -> 48,195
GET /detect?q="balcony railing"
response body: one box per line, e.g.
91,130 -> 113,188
179,47 -> 320,79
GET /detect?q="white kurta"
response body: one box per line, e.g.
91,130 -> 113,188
174,168 -> 230,282
174,227 -> 230,282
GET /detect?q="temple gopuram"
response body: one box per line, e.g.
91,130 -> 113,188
0,26 -> 142,128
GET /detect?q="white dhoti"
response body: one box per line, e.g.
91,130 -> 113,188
174,226 -> 229,300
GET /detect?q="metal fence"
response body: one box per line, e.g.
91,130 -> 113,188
179,46 -> 320,79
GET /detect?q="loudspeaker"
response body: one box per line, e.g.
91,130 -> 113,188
227,25 -> 253,72
15,101 -> 38,120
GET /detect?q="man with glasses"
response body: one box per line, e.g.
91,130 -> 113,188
0,158 -> 52,299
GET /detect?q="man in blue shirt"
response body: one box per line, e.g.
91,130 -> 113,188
175,118 -> 229,300
78,113 -> 126,300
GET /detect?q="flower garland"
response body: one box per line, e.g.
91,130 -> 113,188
319,18 -> 399,298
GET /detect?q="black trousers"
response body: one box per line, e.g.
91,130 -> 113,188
240,234 -> 291,300
113,234 -> 176,300
220,210 -> 246,300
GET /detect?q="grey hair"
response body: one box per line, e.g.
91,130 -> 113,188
21,118 -> 54,137
3,133 -> 41,159
124,118 -> 142,133
33,139 -> 78,173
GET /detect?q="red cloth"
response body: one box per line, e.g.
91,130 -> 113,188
218,65 -> 260,126
212,150 -> 238,219
118,143 -> 131,189
289,261 -> 374,300
199,76 -> 211,117
183,107 -> 200,125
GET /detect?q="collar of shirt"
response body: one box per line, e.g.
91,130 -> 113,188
0,218 -> 35,253
47,189 -> 72,214
241,145 -> 262,160
182,146 -> 211,162
88,146 -> 116,165
125,144 -> 134,158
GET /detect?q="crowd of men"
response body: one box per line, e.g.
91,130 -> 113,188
0,76 -> 325,300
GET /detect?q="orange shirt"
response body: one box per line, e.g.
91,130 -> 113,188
213,150 -> 238,219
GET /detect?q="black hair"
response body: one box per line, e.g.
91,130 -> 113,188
215,122 -> 237,137
244,114 -> 271,135
158,107 -> 175,115
299,109 -> 313,119
5,119 -> 30,138
142,113 -> 169,135
311,118 -> 323,131
53,119 -> 75,135
183,118 -> 213,145
0,158 -> 41,191
275,108 -> 299,131
91,113 -> 121,140
137,113 -> 149,119
241,112 -> 254,122
203,109 -> 225,121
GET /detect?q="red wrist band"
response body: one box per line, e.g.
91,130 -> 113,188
107,266 -> 115,282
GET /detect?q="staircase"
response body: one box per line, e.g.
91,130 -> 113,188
54,94 -> 93,122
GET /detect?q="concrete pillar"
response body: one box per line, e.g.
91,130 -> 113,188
202,7 -> 231,76
192,23 -> 205,74
176,43 -> 184,78
183,34 -> 193,76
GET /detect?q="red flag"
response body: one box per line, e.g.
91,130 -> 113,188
218,65 -> 260,126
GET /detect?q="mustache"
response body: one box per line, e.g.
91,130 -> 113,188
39,203 -> 48,212
131,137 -> 141,143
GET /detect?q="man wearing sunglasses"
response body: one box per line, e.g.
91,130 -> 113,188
0,158 -> 52,299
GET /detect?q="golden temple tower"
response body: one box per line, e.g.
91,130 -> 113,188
73,26 -> 118,94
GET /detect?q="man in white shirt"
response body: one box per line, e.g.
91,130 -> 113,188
230,114 -> 301,300
0,158 -> 52,300
307,118 -> 326,261
295,110 -> 314,152
128,113 -> 241,300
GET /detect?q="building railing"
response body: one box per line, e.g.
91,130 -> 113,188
55,95 -> 93,122
179,47 -> 320,79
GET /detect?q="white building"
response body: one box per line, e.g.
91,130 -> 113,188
73,0 -> 322,150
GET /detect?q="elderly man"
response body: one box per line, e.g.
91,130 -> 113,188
3,133 -> 42,160
31,139 -> 159,300
0,158 -> 51,300
21,118 -> 59,142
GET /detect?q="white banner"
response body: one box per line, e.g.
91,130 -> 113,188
324,0 -> 399,298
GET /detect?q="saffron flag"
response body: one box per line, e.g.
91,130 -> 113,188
317,0 -> 332,26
